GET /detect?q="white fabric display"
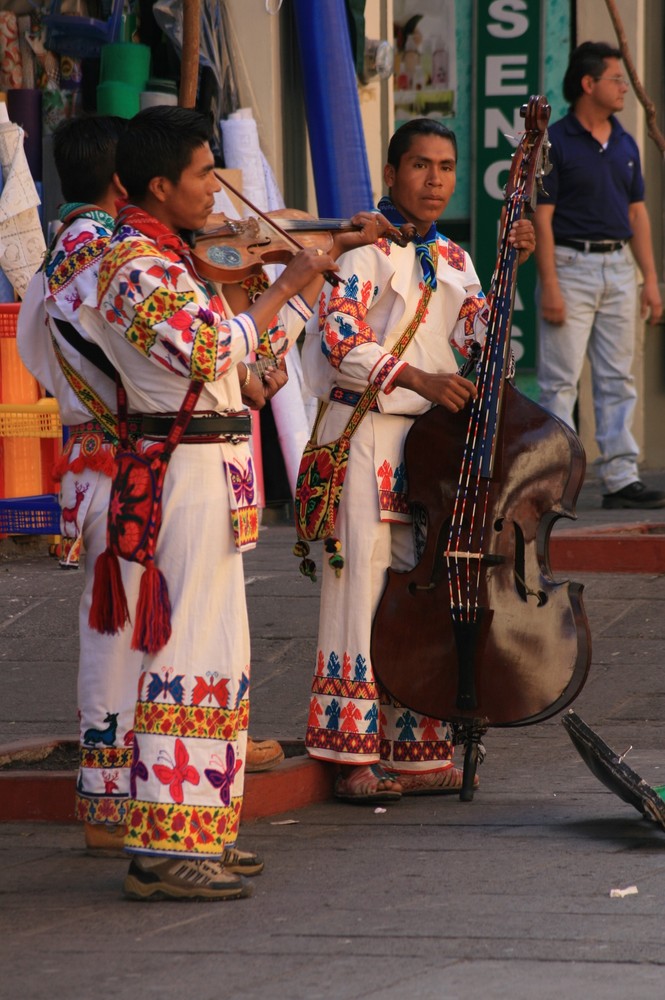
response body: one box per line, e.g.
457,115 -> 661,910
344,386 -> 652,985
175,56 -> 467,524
220,109 -> 313,494
0,103 -> 45,298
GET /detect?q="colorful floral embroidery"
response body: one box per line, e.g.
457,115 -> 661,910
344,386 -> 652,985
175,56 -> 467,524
47,237 -> 108,292
134,699 -> 249,741
231,505 -> 259,548
125,798 -> 242,854
79,745 -> 133,770
75,794 -> 128,825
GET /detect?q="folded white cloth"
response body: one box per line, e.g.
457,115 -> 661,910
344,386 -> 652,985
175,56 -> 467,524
0,105 -> 45,298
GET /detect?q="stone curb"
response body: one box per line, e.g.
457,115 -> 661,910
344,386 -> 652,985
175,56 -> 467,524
550,522 -> 665,573
0,738 -> 335,824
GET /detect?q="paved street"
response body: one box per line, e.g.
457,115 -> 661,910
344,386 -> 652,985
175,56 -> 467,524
2,471 -> 665,999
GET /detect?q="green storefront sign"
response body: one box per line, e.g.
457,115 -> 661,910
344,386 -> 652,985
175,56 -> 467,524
473,0 -> 543,371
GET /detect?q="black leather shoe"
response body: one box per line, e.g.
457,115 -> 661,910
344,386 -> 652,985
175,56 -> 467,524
602,481 -> 665,509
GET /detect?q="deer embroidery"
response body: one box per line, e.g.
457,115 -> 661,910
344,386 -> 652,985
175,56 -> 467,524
61,481 -> 89,538
102,770 -> 120,794
83,712 -> 119,748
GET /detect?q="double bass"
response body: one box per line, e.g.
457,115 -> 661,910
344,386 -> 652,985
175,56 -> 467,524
370,96 -> 592,799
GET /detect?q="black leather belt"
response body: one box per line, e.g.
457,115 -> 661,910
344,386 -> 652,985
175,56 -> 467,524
141,410 -> 251,441
555,238 -> 626,253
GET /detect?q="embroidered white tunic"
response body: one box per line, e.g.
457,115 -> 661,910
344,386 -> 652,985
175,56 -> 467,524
79,214 -> 312,856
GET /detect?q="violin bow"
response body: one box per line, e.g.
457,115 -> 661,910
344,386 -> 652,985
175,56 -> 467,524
213,169 -> 412,261
213,170 -> 310,254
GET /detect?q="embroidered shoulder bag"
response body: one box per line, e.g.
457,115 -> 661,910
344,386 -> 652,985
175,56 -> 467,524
294,266 -> 436,557
89,377 -> 203,654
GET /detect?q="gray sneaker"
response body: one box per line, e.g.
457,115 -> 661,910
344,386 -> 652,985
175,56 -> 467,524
123,855 -> 253,901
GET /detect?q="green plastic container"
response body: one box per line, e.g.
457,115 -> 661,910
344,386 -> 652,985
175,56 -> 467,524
96,80 -> 140,118
100,42 -> 150,90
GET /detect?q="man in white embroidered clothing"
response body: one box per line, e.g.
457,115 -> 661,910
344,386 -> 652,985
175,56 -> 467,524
17,115 -> 283,860
78,105 -> 391,901
301,119 -> 535,802
17,116 -> 144,857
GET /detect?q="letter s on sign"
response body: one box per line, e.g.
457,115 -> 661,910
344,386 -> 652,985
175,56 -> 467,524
487,0 -> 529,39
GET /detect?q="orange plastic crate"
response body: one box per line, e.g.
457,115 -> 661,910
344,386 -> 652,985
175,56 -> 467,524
0,303 -> 20,337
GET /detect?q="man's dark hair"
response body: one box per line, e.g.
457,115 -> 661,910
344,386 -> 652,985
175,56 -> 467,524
53,115 -> 126,204
563,41 -> 622,104
387,118 -> 458,169
116,106 -> 213,200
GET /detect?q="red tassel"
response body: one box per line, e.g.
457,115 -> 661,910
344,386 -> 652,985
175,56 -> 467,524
131,562 -> 172,654
89,548 -> 130,634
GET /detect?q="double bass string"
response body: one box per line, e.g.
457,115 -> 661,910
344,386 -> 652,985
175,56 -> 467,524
445,176 -> 526,623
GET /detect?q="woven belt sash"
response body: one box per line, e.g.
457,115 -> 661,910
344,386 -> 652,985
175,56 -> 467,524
329,386 -> 380,411
67,417 -> 141,442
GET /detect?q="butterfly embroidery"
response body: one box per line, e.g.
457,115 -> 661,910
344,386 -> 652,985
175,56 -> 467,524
204,744 -> 241,807
129,737 -> 148,799
167,307 -> 196,333
146,668 -> 185,704
192,674 -> 229,707
145,805 -> 168,842
152,739 -> 200,805
189,808 -> 214,845
121,270 -> 144,299
105,293 -> 128,326
146,262 -> 184,287
228,461 -> 255,507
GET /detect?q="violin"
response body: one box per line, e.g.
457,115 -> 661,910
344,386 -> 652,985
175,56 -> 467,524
191,171 -> 413,284
369,96 -> 592,799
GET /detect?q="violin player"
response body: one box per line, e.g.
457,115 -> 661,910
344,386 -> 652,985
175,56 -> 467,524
77,105 -> 394,901
535,41 -> 664,510
301,118 -> 535,803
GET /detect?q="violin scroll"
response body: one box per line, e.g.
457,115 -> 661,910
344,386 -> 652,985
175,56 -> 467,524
389,222 -> 417,246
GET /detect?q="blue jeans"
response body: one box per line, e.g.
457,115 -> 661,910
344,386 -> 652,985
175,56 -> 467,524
536,244 -> 639,493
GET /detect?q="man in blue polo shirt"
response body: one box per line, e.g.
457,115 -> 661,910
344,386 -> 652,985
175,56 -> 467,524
535,41 -> 664,509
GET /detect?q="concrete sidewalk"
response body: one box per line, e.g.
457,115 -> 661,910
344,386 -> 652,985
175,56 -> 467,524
2,469 -> 665,999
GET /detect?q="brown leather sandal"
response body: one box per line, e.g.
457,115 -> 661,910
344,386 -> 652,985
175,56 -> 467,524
334,764 -> 403,803
391,765 -> 479,796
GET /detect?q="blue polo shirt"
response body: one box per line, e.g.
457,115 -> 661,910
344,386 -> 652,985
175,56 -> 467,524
540,112 -> 644,241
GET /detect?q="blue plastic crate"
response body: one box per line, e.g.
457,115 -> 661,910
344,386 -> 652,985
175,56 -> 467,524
0,494 -> 61,535
44,0 -> 123,59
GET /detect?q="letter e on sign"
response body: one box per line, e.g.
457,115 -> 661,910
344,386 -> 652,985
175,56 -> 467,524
485,55 -> 528,96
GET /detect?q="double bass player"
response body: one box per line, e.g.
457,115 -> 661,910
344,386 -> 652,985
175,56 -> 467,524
301,118 -> 535,803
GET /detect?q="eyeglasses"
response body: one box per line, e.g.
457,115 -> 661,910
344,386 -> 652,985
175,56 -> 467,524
597,74 -> 629,87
